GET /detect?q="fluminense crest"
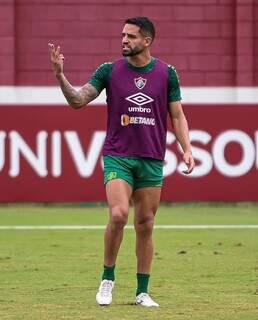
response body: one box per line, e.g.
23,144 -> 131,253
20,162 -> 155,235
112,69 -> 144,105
134,77 -> 147,90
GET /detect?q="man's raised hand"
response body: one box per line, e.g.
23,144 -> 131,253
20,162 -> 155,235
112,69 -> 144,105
48,43 -> 65,77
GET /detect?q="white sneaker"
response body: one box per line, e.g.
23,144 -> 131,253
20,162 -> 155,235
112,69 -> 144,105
135,293 -> 159,307
96,279 -> 114,306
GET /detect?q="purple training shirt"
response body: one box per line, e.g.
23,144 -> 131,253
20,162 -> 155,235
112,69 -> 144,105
102,58 -> 169,160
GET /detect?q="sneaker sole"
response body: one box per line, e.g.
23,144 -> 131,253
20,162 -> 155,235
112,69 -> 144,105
135,302 -> 159,307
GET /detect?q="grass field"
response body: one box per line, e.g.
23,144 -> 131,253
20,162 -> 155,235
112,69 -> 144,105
0,203 -> 258,320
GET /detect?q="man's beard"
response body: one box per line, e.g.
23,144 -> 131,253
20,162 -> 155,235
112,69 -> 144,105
122,46 -> 144,57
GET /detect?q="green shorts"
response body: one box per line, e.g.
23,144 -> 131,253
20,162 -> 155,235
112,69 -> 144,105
103,155 -> 164,191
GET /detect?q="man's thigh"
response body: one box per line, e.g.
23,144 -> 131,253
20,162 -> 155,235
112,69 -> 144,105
106,179 -> 133,215
132,187 -> 161,223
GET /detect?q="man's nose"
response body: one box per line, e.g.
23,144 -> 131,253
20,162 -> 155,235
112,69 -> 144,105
122,36 -> 129,44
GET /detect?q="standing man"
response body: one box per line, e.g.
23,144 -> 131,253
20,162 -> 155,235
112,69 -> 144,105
49,16 -> 194,307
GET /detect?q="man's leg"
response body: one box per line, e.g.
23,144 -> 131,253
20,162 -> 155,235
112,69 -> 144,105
133,187 -> 161,307
104,178 -> 132,267
96,178 -> 132,306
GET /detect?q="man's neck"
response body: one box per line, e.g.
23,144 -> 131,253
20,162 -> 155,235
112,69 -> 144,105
126,51 -> 152,67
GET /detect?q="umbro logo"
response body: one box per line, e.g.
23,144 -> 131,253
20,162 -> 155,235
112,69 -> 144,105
125,93 -> 153,106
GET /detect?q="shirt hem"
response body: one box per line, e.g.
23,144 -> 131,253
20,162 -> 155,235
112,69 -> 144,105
103,151 -> 164,161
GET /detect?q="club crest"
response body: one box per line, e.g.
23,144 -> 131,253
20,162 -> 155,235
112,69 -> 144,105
134,77 -> 147,90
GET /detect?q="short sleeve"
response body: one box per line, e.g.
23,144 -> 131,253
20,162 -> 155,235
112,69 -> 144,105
167,65 -> 182,102
88,62 -> 113,94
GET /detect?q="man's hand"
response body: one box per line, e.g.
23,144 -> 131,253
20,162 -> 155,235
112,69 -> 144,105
182,151 -> 195,174
48,43 -> 64,77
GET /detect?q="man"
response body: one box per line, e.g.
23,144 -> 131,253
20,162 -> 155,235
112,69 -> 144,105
49,16 -> 195,307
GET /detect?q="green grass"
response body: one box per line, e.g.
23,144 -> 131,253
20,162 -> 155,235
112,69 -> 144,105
0,204 -> 258,319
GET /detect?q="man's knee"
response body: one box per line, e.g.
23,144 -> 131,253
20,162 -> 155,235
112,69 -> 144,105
135,216 -> 154,235
109,205 -> 128,228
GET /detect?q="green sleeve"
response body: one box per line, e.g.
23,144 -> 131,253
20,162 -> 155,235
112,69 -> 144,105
167,65 -> 182,102
88,62 -> 113,93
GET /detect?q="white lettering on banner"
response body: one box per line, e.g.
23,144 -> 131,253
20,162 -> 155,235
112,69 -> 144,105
164,130 -> 257,178
0,130 -> 257,178
9,131 -> 48,177
212,130 -> 255,177
52,131 -> 61,177
0,131 -> 6,171
64,131 -> 106,177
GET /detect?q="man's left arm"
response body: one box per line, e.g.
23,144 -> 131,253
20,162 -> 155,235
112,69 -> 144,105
168,101 -> 195,174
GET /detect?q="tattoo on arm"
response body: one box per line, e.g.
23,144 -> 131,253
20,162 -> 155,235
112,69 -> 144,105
57,74 -> 99,109
78,83 -> 99,106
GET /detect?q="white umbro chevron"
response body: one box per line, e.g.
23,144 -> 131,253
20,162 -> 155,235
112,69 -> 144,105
125,92 -> 154,106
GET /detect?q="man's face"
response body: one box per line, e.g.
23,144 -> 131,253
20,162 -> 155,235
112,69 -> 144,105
122,24 -> 147,57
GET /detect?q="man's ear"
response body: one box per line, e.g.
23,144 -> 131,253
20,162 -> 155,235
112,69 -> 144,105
145,36 -> 153,47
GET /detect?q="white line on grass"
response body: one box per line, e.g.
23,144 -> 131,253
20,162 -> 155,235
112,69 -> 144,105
0,225 -> 258,230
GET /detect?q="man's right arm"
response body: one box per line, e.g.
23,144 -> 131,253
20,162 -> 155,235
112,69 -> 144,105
48,43 -> 99,109
56,73 -> 99,109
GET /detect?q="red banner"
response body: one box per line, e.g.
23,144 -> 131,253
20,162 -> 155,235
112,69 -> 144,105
0,105 -> 257,202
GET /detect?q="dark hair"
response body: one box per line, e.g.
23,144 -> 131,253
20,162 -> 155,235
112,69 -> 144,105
125,16 -> 155,42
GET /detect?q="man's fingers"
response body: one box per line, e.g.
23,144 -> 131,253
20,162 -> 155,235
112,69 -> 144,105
186,157 -> 195,174
48,43 -> 55,52
182,154 -> 195,174
189,160 -> 195,173
48,43 -> 52,55
48,43 -> 55,59
48,43 -> 64,65
56,45 -> 60,56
